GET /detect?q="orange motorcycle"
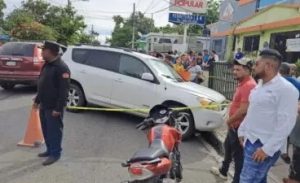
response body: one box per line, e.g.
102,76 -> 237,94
122,105 -> 182,183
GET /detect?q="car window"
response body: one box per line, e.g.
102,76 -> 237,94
119,55 -> 151,79
159,38 -> 172,44
148,59 -> 183,82
85,50 -> 120,72
72,49 -> 90,64
0,42 -> 35,56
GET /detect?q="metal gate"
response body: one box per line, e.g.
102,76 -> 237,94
208,62 -> 237,100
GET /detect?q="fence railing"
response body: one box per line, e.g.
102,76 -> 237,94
208,62 -> 237,100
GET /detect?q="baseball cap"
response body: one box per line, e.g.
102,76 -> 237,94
234,57 -> 253,69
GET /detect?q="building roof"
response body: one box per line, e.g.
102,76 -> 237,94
211,4 -> 300,37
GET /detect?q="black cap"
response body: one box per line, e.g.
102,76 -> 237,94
39,41 -> 67,54
259,48 -> 282,62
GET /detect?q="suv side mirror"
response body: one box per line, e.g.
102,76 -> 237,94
141,73 -> 154,82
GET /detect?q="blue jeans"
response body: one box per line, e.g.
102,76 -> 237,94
39,108 -> 64,158
240,140 -> 280,183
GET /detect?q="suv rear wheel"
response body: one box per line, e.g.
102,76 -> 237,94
67,83 -> 85,112
1,83 -> 15,90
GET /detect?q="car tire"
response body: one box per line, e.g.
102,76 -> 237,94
168,105 -> 195,140
1,83 -> 15,90
67,83 -> 85,113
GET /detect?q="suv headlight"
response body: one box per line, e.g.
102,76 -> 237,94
197,97 -> 221,111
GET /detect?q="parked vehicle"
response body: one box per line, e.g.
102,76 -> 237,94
0,42 -> 44,90
62,45 -> 227,139
122,105 -> 182,183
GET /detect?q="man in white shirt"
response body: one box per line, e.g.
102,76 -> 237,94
238,49 -> 299,183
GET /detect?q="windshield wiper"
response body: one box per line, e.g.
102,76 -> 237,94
162,74 -> 184,82
162,74 -> 173,79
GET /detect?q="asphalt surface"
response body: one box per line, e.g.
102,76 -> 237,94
0,86 -> 226,183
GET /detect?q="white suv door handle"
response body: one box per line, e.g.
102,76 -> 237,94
114,78 -> 123,83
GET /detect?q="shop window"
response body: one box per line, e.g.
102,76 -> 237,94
243,35 -> 260,52
213,39 -> 223,53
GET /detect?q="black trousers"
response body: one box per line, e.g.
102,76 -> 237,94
290,145 -> 300,181
40,108 -> 64,158
219,129 -> 244,183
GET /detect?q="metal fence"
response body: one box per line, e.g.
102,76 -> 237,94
208,62 -> 237,100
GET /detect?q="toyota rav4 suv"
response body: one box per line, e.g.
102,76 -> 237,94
62,45 -> 228,139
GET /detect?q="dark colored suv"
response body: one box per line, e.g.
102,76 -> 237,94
0,42 -> 44,90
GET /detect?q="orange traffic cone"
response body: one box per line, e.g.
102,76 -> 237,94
18,106 -> 44,147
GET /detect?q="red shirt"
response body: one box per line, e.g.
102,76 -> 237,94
229,76 -> 256,128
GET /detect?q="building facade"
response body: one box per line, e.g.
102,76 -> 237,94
210,0 -> 300,61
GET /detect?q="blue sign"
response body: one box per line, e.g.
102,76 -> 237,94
259,0 -> 287,9
168,13 -> 205,25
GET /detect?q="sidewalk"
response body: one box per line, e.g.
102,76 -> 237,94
213,124 -> 288,183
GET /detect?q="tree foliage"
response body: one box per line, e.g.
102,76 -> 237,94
11,21 -> 57,40
0,0 -> 5,24
206,0 -> 220,25
3,0 -> 90,44
109,11 -> 155,47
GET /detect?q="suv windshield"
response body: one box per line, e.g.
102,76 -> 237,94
148,59 -> 184,82
0,42 -> 35,56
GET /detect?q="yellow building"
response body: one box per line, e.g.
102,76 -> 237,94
213,4 -> 300,62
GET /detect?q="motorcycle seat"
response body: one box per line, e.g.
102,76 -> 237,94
128,140 -> 169,163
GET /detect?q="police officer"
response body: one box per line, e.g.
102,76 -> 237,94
33,41 -> 70,166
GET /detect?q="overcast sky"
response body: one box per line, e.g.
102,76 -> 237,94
4,0 -> 172,43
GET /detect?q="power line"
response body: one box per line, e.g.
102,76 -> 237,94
150,5 -> 170,14
143,0 -> 155,14
136,0 -> 142,9
77,9 -> 132,14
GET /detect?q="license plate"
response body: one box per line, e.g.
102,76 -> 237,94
6,61 -> 16,66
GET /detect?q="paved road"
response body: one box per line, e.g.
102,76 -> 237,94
0,86 -> 226,183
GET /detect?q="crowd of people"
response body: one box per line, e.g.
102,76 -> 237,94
209,48 -> 300,183
150,49 -> 220,84
151,48 -> 300,183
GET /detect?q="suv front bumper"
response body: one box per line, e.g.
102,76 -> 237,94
192,107 -> 228,131
0,75 -> 39,85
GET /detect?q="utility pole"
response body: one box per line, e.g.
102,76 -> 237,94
131,3 -> 135,49
183,24 -> 189,52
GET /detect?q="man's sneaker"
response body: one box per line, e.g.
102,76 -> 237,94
210,166 -> 228,180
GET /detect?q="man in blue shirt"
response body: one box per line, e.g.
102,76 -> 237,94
280,63 -> 300,95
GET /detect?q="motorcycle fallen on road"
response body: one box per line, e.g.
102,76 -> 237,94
122,105 -> 183,183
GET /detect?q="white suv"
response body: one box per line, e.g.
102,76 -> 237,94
62,45 -> 228,139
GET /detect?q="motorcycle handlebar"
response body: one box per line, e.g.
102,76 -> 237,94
136,122 -> 144,129
136,118 -> 153,130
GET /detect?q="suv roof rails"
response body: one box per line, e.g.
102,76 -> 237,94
74,44 -> 134,53
8,40 -> 43,44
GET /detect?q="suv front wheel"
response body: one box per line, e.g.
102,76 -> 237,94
67,83 -> 85,112
168,105 -> 195,140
